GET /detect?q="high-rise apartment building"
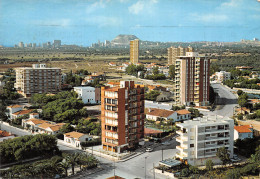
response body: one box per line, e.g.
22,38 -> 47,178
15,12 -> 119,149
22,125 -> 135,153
130,39 -> 139,64
168,46 -> 193,65
14,64 -> 61,97
18,42 -> 24,48
175,52 -> 210,106
176,115 -> 234,165
101,81 -> 145,153
53,40 -> 61,48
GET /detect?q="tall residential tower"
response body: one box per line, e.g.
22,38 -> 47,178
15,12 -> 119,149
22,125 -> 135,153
175,52 -> 210,106
168,46 -> 193,65
101,81 -> 145,153
130,39 -> 139,64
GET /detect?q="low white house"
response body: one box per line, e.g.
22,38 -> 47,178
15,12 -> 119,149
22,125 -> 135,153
146,108 -> 191,122
64,131 -> 92,148
7,105 -> 22,118
37,122 -> 65,135
22,118 -> 48,130
234,125 -> 253,140
74,86 -> 101,104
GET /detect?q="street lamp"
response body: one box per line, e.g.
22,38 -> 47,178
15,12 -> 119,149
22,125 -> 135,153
114,158 -> 116,179
145,156 -> 148,179
161,146 -> 164,161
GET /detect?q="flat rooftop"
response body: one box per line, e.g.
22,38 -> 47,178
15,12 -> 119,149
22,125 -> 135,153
177,115 -> 232,128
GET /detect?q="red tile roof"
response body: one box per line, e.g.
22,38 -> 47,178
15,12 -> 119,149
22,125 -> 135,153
64,131 -> 85,139
13,109 -> 33,116
234,125 -> 253,133
146,108 -> 175,118
176,109 -> 191,115
144,128 -> 163,135
7,105 -> 22,108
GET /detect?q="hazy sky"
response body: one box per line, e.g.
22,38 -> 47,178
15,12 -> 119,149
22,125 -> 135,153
1,0 -> 260,46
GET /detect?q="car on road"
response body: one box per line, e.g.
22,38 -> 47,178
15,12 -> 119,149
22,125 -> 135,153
162,141 -> 171,146
146,148 -> 153,152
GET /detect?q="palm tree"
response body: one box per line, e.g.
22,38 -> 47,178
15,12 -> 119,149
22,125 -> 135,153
65,153 -> 80,175
58,159 -> 71,177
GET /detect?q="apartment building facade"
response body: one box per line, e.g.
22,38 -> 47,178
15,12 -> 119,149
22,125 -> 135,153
167,46 -> 193,65
73,86 -> 101,104
130,39 -> 139,64
176,116 -> 234,166
175,52 -> 210,106
15,64 -> 61,97
101,81 -> 145,153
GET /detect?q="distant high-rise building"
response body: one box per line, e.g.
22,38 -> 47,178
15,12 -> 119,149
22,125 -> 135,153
130,39 -> 139,64
101,81 -> 145,153
53,40 -> 61,48
32,43 -> 36,48
47,42 -> 51,48
167,46 -> 193,65
18,42 -> 24,48
14,64 -> 61,97
175,52 -> 210,106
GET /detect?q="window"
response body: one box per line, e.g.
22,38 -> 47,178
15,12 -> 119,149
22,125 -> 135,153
190,144 -> 194,148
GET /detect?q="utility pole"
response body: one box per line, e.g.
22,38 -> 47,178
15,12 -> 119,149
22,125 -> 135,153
162,146 -> 164,161
153,163 -> 155,179
145,156 -> 148,179
114,158 -> 116,179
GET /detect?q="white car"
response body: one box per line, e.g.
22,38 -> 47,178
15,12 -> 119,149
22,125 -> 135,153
146,148 -> 153,152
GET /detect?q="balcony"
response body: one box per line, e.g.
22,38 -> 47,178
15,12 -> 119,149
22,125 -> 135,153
176,145 -> 188,152
176,152 -> 188,159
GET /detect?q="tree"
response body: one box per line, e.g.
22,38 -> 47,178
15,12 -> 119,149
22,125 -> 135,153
58,159 -> 70,177
145,90 -> 160,101
169,65 -> 175,80
224,168 -> 241,179
153,66 -> 159,75
205,159 -> 214,171
237,90 -> 244,96
65,153 -> 80,175
238,93 -> 248,107
216,147 -> 231,165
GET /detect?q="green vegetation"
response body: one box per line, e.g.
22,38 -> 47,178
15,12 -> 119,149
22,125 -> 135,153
234,136 -> 260,157
216,147 -> 231,165
168,65 -> 175,80
81,138 -> 101,148
145,90 -> 160,101
145,74 -> 166,80
223,68 -> 260,89
65,70 -> 83,86
0,134 -> 59,164
205,159 -> 214,171
188,108 -> 202,119
0,69 -> 20,101
31,91 -> 87,123
125,64 -> 145,76
0,152 -> 98,179
171,105 -> 185,111
75,118 -> 101,135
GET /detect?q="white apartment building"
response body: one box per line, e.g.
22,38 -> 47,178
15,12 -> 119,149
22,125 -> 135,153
73,86 -> 101,104
176,115 -> 234,166
215,71 -> 231,82
14,64 -> 61,97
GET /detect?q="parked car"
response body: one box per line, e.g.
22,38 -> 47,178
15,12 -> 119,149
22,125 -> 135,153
146,148 -> 153,152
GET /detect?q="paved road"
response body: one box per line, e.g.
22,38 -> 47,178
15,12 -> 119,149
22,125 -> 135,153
77,139 -> 178,179
200,83 -> 238,117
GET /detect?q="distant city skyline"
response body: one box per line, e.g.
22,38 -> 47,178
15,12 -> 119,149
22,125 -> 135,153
1,0 -> 260,47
